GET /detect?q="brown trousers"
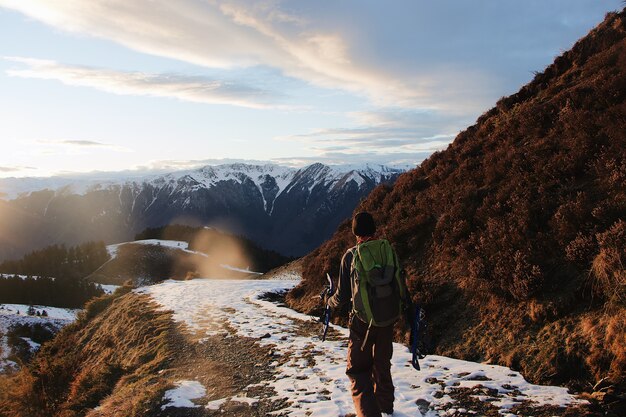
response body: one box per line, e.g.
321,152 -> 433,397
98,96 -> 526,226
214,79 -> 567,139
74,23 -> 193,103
346,317 -> 395,417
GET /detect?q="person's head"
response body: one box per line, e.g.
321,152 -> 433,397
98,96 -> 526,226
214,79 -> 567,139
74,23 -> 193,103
352,211 -> 376,238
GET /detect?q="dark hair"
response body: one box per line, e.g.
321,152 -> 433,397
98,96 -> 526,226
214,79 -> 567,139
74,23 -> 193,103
352,212 -> 376,237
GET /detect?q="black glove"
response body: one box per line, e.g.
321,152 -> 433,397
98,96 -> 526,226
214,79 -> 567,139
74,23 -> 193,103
319,309 -> 326,323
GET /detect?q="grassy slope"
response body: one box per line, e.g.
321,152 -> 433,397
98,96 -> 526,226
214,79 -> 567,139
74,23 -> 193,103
0,287 -> 179,417
287,10 -> 626,391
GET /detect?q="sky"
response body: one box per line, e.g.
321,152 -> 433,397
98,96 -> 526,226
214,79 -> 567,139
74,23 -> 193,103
0,0 -> 622,178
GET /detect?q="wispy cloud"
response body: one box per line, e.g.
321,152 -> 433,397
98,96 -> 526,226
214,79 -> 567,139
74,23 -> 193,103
134,158 -> 279,172
270,152 -> 427,168
5,57 -> 289,109
0,166 -> 36,173
35,139 -> 131,153
59,140 -> 118,148
277,109 -> 469,163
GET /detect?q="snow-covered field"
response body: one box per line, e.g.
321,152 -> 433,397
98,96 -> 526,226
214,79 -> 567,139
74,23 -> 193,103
0,304 -> 79,372
139,278 -> 586,416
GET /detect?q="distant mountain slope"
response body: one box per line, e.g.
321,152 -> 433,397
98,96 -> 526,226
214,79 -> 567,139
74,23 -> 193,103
88,236 -> 271,286
288,9 -> 626,397
0,163 -> 404,259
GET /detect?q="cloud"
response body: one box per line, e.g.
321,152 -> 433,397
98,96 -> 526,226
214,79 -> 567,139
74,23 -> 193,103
277,108 -> 469,163
5,57 -> 289,109
133,158 -> 280,172
0,166 -> 36,173
60,140 -> 116,147
270,152 -> 428,169
0,0 -> 522,111
33,138 -> 132,154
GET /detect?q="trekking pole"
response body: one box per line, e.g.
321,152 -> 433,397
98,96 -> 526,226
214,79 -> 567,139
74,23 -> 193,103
411,304 -> 426,370
320,273 -> 335,342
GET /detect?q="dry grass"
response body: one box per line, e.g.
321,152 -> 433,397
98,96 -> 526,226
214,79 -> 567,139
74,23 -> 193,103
0,286 -> 179,417
590,220 -> 626,308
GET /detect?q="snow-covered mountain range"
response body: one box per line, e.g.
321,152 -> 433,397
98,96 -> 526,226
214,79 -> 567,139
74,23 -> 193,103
0,163 -> 405,259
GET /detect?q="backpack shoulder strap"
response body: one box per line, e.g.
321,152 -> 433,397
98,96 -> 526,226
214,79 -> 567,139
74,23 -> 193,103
391,246 -> 408,305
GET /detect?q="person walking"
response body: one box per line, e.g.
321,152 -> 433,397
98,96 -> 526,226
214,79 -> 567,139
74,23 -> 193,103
326,211 -> 411,417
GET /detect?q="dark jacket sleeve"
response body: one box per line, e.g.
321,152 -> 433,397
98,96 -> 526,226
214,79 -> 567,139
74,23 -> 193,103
327,249 -> 353,310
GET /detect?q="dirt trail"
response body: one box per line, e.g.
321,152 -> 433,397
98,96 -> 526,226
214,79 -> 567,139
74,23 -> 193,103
142,279 -> 593,417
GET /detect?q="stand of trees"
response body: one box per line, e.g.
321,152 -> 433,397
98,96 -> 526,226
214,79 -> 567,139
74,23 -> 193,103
0,241 -> 109,308
0,275 -> 103,308
0,241 -> 109,279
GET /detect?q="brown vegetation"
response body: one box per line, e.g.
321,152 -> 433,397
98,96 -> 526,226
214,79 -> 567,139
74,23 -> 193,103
288,9 -> 626,396
0,286 -> 177,417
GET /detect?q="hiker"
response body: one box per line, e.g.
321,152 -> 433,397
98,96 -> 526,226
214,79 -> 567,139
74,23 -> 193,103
326,211 -> 411,417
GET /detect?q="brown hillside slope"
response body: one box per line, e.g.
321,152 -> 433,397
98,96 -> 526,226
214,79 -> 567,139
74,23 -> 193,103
288,9 -> 626,395
0,287 -> 176,417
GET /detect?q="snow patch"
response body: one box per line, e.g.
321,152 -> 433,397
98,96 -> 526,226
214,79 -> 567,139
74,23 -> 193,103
0,304 -> 78,372
161,380 -> 206,410
0,274 -> 48,280
206,397 -> 228,410
206,396 -> 258,410
99,284 -> 120,295
219,264 -> 263,275
0,304 -> 79,321
20,337 -> 40,351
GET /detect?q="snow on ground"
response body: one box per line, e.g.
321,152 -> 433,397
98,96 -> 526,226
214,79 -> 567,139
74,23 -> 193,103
106,239 -> 189,258
0,304 -> 79,321
139,279 -> 586,416
0,274 -> 48,280
99,284 -> 120,294
161,380 -> 207,410
219,264 -> 263,276
0,304 -> 78,372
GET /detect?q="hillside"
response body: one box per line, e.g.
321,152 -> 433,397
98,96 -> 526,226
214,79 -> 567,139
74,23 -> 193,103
88,239 -> 264,286
0,304 -> 78,374
288,8 -> 626,401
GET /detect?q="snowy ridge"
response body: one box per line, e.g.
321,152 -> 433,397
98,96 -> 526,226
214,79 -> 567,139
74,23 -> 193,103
139,279 -> 586,416
106,239 -> 190,258
0,163 -> 405,212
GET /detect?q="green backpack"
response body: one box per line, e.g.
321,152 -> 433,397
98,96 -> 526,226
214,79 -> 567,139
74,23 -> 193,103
351,239 -> 406,327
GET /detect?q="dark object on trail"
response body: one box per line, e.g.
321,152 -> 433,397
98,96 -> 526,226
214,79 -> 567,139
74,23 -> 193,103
320,273 -> 335,341
411,304 -> 427,370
